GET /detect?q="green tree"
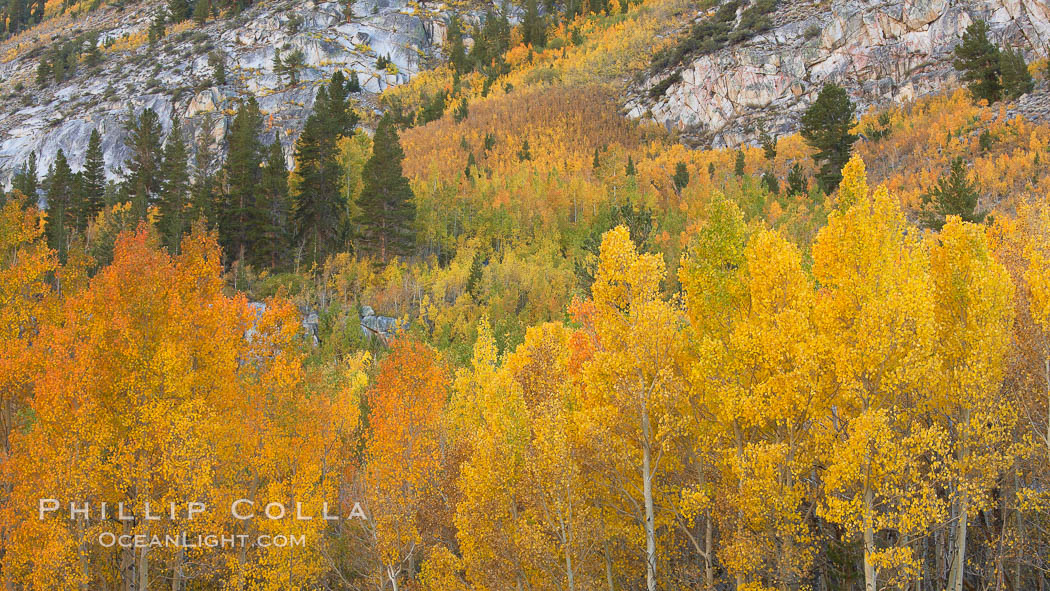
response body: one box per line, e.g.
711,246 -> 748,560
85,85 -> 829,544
799,83 -> 857,192
293,76 -> 357,267
786,162 -> 807,195
625,154 -> 635,176
355,112 -> 416,261
522,0 -> 546,48
734,149 -> 746,176
12,152 -> 38,203
347,69 -> 362,92
446,15 -> 468,73
123,107 -> 164,221
208,51 -> 226,85
673,161 -> 689,193
953,20 -> 1002,104
1000,48 -> 1034,99
193,0 -> 209,24
257,133 -> 291,269
518,139 -> 532,161
44,149 -> 74,260
148,10 -> 167,45
168,0 -> 191,21
221,97 -> 265,262
190,134 -> 216,227
80,129 -> 106,230
919,157 -> 985,231
454,97 -> 469,122
760,129 -> 777,160
157,118 -> 191,253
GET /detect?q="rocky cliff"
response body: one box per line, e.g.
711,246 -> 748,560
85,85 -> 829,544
629,0 -> 1050,147
0,0 -> 447,187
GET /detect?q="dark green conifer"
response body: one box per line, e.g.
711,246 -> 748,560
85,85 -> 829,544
44,149 -> 74,260
799,84 -> 857,193
12,151 -> 38,202
673,161 -> 689,193
157,118 -> 191,253
293,75 -> 357,266
1000,48 -> 1034,100
919,157 -> 985,231
354,113 -> 416,261
257,133 -> 291,269
953,20 -> 1002,104
786,162 -> 807,195
124,107 -> 164,221
221,97 -> 264,262
446,16 -> 468,73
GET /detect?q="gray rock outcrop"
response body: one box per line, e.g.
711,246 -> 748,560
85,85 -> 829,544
629,0 -> 1050,147
0,0 -> 447,188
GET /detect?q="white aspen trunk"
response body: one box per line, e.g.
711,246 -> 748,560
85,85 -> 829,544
863,484 -> 877,591
641,405 -> 657,591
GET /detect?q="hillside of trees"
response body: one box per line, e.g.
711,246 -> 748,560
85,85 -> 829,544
1,2 -> 1050,590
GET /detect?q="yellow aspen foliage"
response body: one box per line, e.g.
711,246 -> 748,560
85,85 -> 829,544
836,154 -> 869,211
811,169 -> 941,590
929,216 -> 1016,591
364,339 -> 448,590
2,226 -> 343,590
576,225 -> 684,591
0,194 -> 56,458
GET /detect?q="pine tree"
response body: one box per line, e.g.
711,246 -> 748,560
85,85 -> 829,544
190,134 -> 216,227
148,11 -> 167,45
1000,48 -> 1034,100
760,130 -> 777,160
12,151 -> 38,203
44,149 -> 74,260
326,70 -> 358,136
355,112 -> 415,261
193,0 -> 209,24
123,107 -> 164,221
208,51 -> 226,85
518,139 -> 532,161
464,151 -> 476,177
257,133 -> 291,269
734,149 -> 746,176
282,49 -> 306,85
953,20 -> 1002,104
347,69 -> 362,92
446,16 -> 468,73
625,155 -> 635,176
157,118 -> 191,253
36,60 -> 50,87
466,250 -> 484,301
673,161 -> 689,193
761,170 -> 779,194
168,0 -> 191,21
919,157 -> 985,231
450,97 -> 467,122
522,0 -> 546,48
293,75 -> 357,267
221,97 -> 264,263
81,130 -> 106,229
272,49 -> 285,85
592,147 -> 601,172
786,162 -> 807,195
799,83 -> 857,192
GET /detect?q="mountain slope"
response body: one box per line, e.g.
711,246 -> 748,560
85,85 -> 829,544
0,0 -> 444,186
630,0 -> 1050,146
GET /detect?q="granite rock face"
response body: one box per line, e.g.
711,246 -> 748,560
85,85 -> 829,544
0,0 -> 448,188
628,0 -> 1050,147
